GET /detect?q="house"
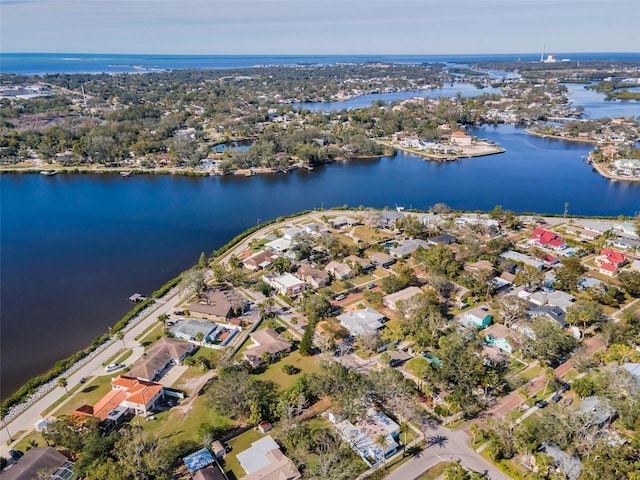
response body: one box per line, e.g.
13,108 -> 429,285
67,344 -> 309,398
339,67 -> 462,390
74,376 -> 164,420
596,249 -> 626,276
578,277 -> 604,291
183,448 -> 215,474
330,215 -> 359,228
128,337 -> 195,381
282,226 -> 303,240
337,307 -> 385,336
464,260 -> 494,273
302,222 -> 328,236
264,272 -> 306,295
528,304 -> 567,328
345,255 -> 374,272
324,261 -> 355,280
170,319 -> 240,349
378,210 -> 404,229
371,251 -> 396,268
1,447 -> 75,480
326,409 -> 400,467
546,290 -> 576,310
450,131 -> 472,146
577,396 -> 616,427
623,363 -> 640,382
428,233 -> 457,245
531,227 -> 566,251
296,263 -> 330,288
501,250 -> 544,270
450,282 -> 471,306
632,259 -> 640,272
389,239 -> 430,258
192,465 -> 227,480
484,323 -> 515,353
539,444 -> 582,480
188,288 -> 247,320
461,305 -> 492,329
243,328 -> 292,367
171,318 -> 217,343
564,225 -> 601,241
265,236 -> 293,252
383,286 -> 423,311
236,435 -> 301,480
243,250 -> 279,271
384,350 -> 412,367
610,235 -> 640,251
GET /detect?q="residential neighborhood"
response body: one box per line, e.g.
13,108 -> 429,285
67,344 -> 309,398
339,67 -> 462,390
3,206 -> 640,480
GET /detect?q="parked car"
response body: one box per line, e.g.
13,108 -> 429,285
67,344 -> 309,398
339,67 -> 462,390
535,400 -> 548,409
560,382 -> 571,392
104,363 -> 125,373
79,377 -> 86,384
9,450 -> 23,461
551,394 -> 562,403
367,282 -> 376,289
334,294 -> 346,301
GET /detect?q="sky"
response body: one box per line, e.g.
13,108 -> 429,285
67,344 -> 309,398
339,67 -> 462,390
1,0 -> 638,54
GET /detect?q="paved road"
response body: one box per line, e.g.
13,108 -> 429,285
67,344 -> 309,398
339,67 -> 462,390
385,423 -> 511,480
0,290 -> 184,457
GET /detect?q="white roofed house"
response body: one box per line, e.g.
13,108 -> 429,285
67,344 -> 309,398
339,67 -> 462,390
330,215 -> 359,228
263,272 -> 306,296
325,261 -> 355,280
282,226 -> 303,240
235,435 -> 300,480
378,210 -> 404,229
337,307 -> 385,336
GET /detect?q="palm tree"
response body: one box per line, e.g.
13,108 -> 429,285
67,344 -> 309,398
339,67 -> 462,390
518,386 -> 529,409
375,434 -> 389,468
543,367 -> 556,396
116,330 -> 126,350
195,332 -> 205,345
57,377 -> 69,396
398,421 -> 410,456
0,405 -> 13,442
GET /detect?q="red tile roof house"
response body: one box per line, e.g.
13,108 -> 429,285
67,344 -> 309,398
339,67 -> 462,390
530,227 -> 566,252
596,249 -> 627,276
73,376 -> 164,421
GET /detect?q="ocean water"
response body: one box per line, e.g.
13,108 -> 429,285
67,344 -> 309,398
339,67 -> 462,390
1,52 -> 639,75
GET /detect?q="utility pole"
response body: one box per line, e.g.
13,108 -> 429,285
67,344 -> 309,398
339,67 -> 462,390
564,202 -> 569,218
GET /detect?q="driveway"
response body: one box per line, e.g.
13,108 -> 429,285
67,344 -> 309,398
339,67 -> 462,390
385,423 -> 512,480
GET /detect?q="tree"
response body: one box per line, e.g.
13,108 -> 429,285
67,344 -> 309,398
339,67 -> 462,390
520,319 -> 577,366
619,270 -> 640,297
553,256 -> 585,291
116,330 -> 126,350
542,367 -> 556,396
514,264 -> 544,292
195,332 -> 205,345
198,251 -> 208,268
399,421 -> 410,455
375,434 -> 389,468
566,299 -> 604,330
57,377 -> 69,396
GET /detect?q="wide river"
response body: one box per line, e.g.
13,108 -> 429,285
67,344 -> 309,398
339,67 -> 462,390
1,87 -> 640,398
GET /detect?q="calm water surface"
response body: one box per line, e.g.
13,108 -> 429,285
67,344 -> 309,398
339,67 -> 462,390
3,123 -> 640,396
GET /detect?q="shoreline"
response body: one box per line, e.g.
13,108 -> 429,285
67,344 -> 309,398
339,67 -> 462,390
379,140 -> 505,161
590,157 -> 640,182
525,129 -> 599,144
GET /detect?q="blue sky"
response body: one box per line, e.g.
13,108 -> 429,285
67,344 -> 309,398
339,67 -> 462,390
1,0 -> 638,54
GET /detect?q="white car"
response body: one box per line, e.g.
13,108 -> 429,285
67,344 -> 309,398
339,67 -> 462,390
104,363 -> 125,373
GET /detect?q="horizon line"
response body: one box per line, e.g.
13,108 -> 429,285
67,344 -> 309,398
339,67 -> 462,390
2,51 -> 639,56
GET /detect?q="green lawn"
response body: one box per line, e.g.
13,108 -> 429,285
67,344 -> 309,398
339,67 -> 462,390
415,462 -> 454,480
479,449 -> 526,480
255,350 -> 322,390
140,324 -> 165,347
50,375 -> 115,416
221,429 -> 266,480
520,364 -> 543,381
135,393 -> 234,445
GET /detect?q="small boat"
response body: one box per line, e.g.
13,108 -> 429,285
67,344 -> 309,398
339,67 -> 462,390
120,171 -> 131,177
40,170 -> 58,176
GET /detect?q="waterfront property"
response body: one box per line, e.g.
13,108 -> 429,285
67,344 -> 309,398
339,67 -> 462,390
187,287 -> 247,320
